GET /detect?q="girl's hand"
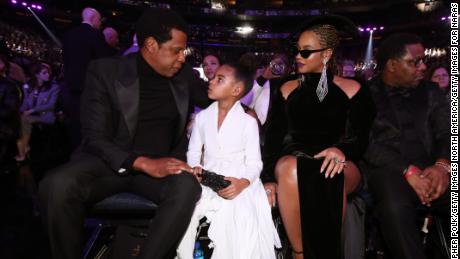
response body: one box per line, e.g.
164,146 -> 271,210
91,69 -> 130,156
218,177 -> 250,199
314,147 -> 346,178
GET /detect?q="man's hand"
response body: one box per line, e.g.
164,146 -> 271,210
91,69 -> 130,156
133,157 -> 192,178
421,165 -> 449,201
192,166 -> 203,182
406,173 -> 432,206
218,177 -> 250,199
263,182 -> 277,207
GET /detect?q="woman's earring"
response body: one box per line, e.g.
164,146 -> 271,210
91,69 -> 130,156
298,74 -> 305,86
316,59 -> 328,102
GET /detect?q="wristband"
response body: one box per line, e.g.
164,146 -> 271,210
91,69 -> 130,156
435,162 -> 451,174
404,165 -> 420,179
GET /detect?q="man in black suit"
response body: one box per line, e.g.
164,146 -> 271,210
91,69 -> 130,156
62,7 -> 112,149
103,27 -> 120,56
0,54 -> 21,174
362,33 -> 450,259
39,9 -> 209,259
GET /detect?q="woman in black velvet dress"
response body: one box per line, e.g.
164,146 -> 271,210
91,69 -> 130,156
262,16 -> 375,259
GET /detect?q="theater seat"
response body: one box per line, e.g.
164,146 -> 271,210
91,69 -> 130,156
83,192 -> 158,259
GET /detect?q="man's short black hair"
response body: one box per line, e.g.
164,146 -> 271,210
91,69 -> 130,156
136,8 -> 189,47
376,33 -> 423,71
238,52 -> 266,78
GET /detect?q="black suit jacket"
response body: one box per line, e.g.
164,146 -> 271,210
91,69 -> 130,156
63,23 -> 112,95
0,76 -> 21,171
79,54 -> 209,172
362,77 -> 450,174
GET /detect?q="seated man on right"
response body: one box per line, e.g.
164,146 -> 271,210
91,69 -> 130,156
362,33 -> 450,259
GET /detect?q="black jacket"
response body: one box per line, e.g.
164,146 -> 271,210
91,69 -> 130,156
78,54 -> 209,172
0,76 -> 20,141
63,23 -> 112,95
0,76 -> 21,170
362,77 -> 450,174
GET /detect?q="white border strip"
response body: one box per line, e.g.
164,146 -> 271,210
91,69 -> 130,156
451,3 -> 459,259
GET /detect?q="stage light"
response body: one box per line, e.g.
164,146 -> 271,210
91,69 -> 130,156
236,26 -> 254,34
36,5 -> 42,10
31,4 -> 36,8
11,0 -> 17,4
184,47 -> 193,57
22,2 -> 27,6
211,3 -> 224,10
211,0 -> 226,11
359,25 -> 384,33
441,16 -> 451,21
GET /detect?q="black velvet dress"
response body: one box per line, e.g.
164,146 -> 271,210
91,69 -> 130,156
262,71 -> 375,259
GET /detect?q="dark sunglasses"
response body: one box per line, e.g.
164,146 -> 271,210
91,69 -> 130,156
295,48 -> 328,59
399,56 -> 428,68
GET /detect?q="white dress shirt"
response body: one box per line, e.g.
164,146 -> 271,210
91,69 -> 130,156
240,79 -> 270,125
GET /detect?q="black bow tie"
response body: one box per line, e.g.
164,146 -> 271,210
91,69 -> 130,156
256,76 -> 267,87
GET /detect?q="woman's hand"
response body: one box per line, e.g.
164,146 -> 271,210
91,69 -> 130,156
314,147 -> 346,178
218,177 -> 250,199
263,182 -> 277,207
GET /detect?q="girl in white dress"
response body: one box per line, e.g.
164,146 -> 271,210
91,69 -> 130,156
176,63 -> 281,259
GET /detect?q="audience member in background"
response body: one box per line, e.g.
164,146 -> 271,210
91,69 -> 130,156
239,52 -> 267,80
341,59 -> 356,78
237,52 -> 268,121
362,33 -> 450,259
39,8 -> 209,259
16,63 -> 60,161
1,38 -> 27,84
0,54 -> 21,174
123,33 -> 139,56
359,67 -> 375,81
426,65 -> 449,95
241,53 -> 291,128
261,16 -> 375,259
103,27 -> 120,56
8,60 -> 27,84
62,7 -> 112,150
202,53 -> 221,81
186,52 -> 221,137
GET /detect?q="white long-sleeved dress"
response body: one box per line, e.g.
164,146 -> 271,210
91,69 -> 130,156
176,101 -> 281,259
